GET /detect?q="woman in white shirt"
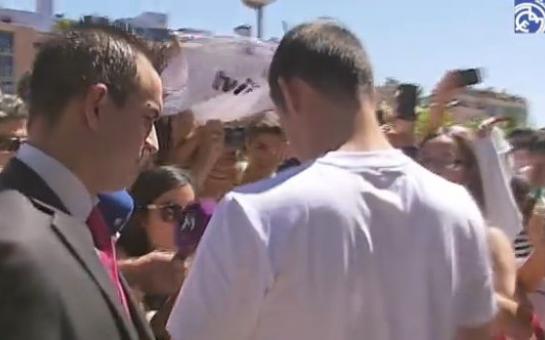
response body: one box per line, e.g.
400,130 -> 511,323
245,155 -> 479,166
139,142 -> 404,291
418,128 -> 535,339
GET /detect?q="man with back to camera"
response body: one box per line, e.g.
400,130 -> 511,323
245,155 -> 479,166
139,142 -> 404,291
167,20 -> 496,340
0,24 -> 164,340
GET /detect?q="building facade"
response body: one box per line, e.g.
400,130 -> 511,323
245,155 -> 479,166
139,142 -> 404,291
376,78 -> 528,126
0,0 -> 53,93
450,88 -> 528,125
0,23 -> 44,94
84,12 -> 172,42
0,1 -> 172,94
0,0 -> 55,32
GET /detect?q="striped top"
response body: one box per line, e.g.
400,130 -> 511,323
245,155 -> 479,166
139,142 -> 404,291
514,230 -> 533,259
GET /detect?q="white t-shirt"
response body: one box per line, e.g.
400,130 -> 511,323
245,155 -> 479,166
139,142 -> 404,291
167,149 -> 496,340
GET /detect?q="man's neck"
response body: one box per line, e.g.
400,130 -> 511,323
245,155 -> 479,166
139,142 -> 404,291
338,130 -> 392,153
308,111 -> 392,159
27,139 -> 97,197
16,143 -> 96,221
242,164 -> 275,184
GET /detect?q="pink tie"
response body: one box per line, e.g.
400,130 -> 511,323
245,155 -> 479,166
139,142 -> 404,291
87,207 -> 129,315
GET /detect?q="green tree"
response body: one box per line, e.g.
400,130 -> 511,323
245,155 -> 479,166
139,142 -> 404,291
54,18 -> 76,32
414,107 -> 454,138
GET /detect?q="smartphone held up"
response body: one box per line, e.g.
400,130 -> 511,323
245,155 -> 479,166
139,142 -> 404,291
456,68 -> 483,87
174,199 -> 216,259
395,84 -> 419,121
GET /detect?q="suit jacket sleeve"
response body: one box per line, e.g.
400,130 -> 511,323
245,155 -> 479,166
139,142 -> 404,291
0,238 -> 66,340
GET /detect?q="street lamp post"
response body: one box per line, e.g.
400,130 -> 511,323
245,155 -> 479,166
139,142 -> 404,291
242,0 -> 276,39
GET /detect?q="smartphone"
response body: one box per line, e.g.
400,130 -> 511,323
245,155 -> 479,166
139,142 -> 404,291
175,199 -> 216,258
376,109 -> 386,125
224,127 -> 246,149
396,84 -> 419,121
457,68 -> 482,87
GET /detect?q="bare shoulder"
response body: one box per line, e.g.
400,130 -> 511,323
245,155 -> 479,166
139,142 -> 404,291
487,227 -> 517,297
487,227 -> 516,267
487,227 -> 514,255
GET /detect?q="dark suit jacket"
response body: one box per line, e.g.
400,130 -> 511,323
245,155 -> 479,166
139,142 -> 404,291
0,159 -> 155,340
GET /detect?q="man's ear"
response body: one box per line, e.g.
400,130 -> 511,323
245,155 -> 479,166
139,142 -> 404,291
367,87 -> 377,107
83,83 -> 108,131
278,77 -> 300,117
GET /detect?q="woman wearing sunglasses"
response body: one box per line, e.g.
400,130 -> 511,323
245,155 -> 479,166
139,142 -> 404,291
117,165 -> 195,336
419,128 -> 540,339
119,166 -> 196,257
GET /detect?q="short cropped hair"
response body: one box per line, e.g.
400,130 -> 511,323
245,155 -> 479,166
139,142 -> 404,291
529,130 -> 545,155
268,20 -> 374,110
508,128 -> 535,150
29,22 -> 167,124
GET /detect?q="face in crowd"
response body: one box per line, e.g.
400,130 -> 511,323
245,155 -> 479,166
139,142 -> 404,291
0,117 -> 27,169
246,128 -> 288,172
27,27 -> 164,194
201,147 -> 240,199
528,151 -> 545,187
144,178 -> 194,251
516,131 -> 545,188
120,166 -> 196,256
418,133 -> 472,185
418,130 -> 485,210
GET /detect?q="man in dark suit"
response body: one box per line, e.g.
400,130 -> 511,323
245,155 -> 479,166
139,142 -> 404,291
0,24 -> 164,340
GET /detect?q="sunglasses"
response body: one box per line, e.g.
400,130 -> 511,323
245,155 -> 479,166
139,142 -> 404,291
146,200 -> 217,256
146,203 -> 184,223
418,157 -> 467,171
0,136 -> 26,152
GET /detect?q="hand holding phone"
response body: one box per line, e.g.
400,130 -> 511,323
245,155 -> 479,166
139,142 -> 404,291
396,84 -> 419,121
477,116 -> 511,139
456,68 -> 482,87
175,199 -> 216,258
432,69 -> 483,107
199,120 -> 225,165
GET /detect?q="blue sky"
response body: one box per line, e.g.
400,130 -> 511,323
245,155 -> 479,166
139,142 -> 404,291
3,0 -> 544,126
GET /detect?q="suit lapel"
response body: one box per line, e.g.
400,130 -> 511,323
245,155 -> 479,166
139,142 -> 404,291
3,158 -> 152,339
48,204 -> 140,340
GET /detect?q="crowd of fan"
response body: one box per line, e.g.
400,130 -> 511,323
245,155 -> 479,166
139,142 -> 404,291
4,64 -> 545,338
1,20 -> 545,340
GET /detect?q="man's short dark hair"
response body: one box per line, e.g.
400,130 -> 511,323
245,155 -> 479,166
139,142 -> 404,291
508,128 -> 535,150
529,130 -> 545,155
268,20 -> 374,110
29,23 -> 167,124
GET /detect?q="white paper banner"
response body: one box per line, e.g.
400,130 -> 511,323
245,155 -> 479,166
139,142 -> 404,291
162,34 -> 278,122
